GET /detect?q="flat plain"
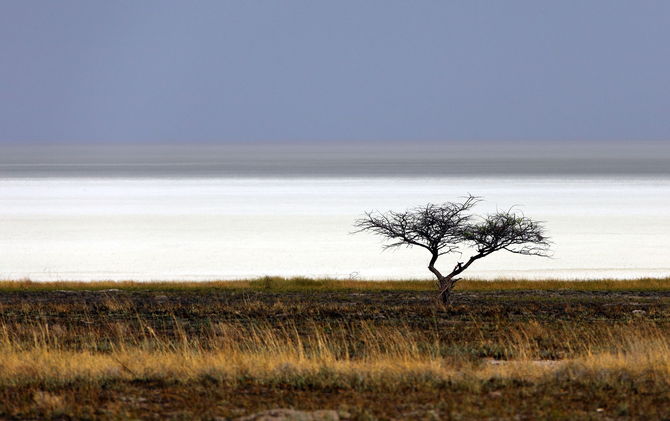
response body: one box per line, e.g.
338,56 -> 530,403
1,278 -> 670,420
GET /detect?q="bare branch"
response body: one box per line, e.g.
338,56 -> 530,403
353,194 -> 480,254
462,209 -> 551,257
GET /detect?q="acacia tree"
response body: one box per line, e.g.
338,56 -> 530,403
354,195 -> 550,305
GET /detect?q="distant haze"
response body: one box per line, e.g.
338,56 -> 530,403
0,141 -> 668,178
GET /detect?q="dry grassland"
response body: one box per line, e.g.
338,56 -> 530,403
1,278 -> 669,419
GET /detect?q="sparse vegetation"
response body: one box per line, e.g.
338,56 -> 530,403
1,278 -> 670,419
3,276 -> 670,292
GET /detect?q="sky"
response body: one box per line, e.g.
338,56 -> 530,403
1,1 -> 670,144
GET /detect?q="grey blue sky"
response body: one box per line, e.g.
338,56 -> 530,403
1,1 -> 669,144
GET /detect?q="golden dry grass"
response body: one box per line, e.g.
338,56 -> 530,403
1,318 -> 669,390
2,276 -> 670,292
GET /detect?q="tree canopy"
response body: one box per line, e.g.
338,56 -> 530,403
355,195 -> 550,304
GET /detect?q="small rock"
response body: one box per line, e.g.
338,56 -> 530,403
632,309 -> 647,316
337,410 -> 351,419
235,409 -> 339,421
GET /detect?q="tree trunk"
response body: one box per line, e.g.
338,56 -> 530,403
429,253 -> 466,306
429,252 -> 456,306
438,276 -> 456,306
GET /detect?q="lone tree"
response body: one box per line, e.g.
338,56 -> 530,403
354,195 -> 550,305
